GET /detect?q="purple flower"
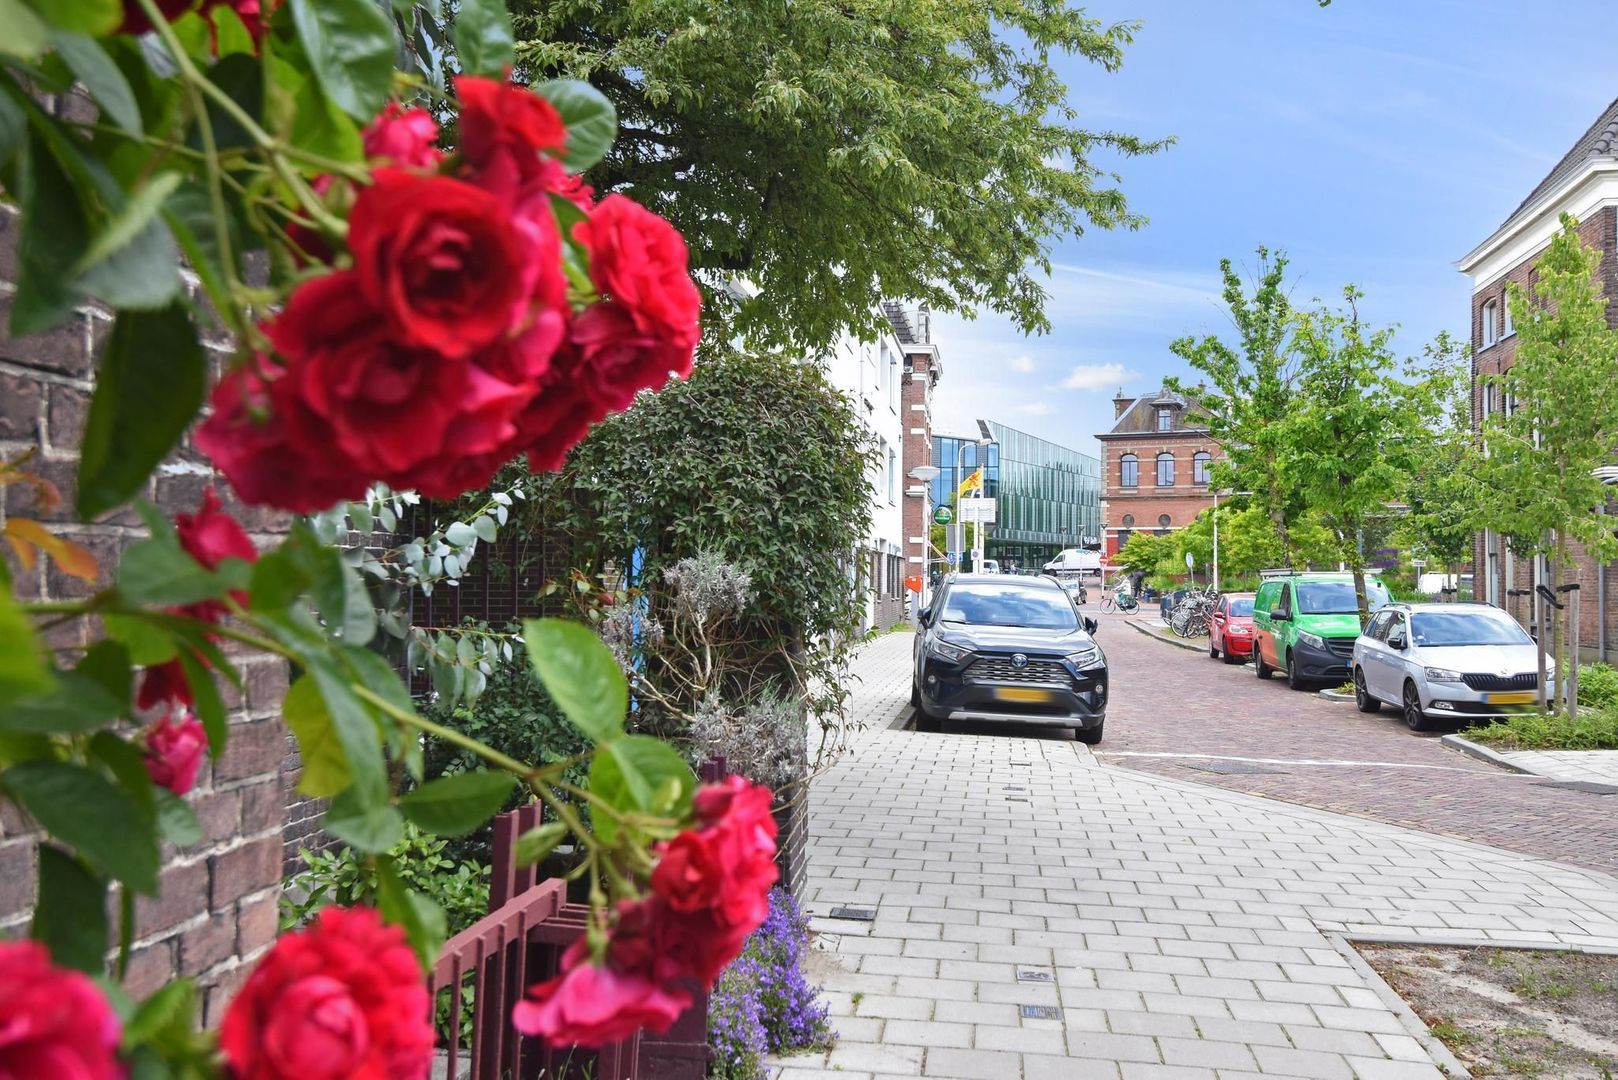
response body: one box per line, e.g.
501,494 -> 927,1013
707,888 -> 833,1073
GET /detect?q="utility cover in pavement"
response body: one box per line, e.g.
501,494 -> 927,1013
1181,760 -> 1281,775
1533,780 -> 1618,795
1020,1005 -> 1061,1020
828,906 -> 877,921
1016,969 -> 1052,982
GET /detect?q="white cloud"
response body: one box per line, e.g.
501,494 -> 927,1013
1013,401 -> 1053,416
1062,363 -> 1140,392
1010,355 -> 1036,374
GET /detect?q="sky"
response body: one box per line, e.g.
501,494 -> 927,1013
929,0 -> 1616,458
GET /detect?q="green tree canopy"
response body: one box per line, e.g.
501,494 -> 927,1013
510,0 -> 1167,351
1397,332 -> 1477,577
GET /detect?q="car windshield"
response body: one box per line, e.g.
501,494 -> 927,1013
1225,597 -> 1254,617
1295,580 -> 1390,614
942,583 -> 1078,629
1411,611 -> 1531,647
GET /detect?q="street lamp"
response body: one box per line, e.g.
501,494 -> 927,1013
1211,489 -> 1253,593
909,465 -> 942,621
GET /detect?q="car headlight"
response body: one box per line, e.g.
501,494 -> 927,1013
929,638 -> 972,663
1230,625 -> 1251,634
1066,647 -> 1102,668
1297,631 -> 1325,649
1424,667 -> 1464,683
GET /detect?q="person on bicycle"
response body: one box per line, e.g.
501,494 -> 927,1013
1129,569 -> 1146,599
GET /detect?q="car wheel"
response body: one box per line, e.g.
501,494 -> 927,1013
1075,719 -> 1104,745
1209,637 -> 1220,660
1402,681 -> 1433,732
1222,645 -> 1243,666
1353,668 -> 1381,713
1254,648 -> 1273,679
1286,650 -> 1308,691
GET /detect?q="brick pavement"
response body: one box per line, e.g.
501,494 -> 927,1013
1095,609 -> 1618,877
780,630 -> 1618,1079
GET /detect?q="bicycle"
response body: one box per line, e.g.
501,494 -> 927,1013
1168,583 -> 1219,638
1100,588 -> 1140,615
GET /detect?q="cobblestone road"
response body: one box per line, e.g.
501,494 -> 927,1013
1095,610 -> 1618,877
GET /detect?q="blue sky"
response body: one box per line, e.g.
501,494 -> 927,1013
930,0 -> 1615,457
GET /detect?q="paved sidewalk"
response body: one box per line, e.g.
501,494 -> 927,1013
784,633 -> 1618,1079
1485,747 -> 1618,786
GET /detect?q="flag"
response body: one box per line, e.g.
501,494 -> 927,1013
957,467 -> 983,499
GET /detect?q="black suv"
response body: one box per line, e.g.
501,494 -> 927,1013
912,574 -> 1108,743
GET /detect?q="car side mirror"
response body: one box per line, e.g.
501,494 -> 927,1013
918,607 -> 932,625
1083,616 -> 1098,635
1388,633 -> 1407,650
1270,608 -> 1289,621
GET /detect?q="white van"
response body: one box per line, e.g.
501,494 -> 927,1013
1044,548 -> 1102,578
980,559 -> 1001,574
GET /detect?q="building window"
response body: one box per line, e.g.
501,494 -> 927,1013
1156,452 -> 1175,487
1158,514 -> 1172,528
1503,299 -> 1514,338
1121,514 -> 1135,528
1192,451 -> 1211,485
887,446 -> 898,503
1484,384 -> 1496,417
1120,454 -> 1138,488
1157,407 -> 1172,432
1483,300 -> 1498,347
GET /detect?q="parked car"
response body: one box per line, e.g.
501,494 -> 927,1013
1252,572 -> 1392,690
1351,602 -> 1550,731
912,574 -> 1107,742
1208,592 -> 1256,664
1056,577 -> 1088,607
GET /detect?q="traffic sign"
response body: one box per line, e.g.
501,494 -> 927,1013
959,498 -> 997,524
933,506 -> 953,525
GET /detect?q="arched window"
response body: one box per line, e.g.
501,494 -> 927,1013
1158,514 -> 1172,528
1156,453 -> 1175,487
1121,514 -> 1135,528
1192,451 -> 1212,486
1119,454 -> 1138,488
1482,300 -> 1498,347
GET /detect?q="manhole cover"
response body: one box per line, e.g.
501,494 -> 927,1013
828,906 -> 877,921
1180,760 -> 1280,776
1016,969 -> 1052,982
1534,780 -> 1618,795
1020,1005 -> 1061,1020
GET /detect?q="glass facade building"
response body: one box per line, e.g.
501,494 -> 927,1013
930,422 -> 1102,572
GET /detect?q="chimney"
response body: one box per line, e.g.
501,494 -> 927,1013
1112,388 -> 1135,419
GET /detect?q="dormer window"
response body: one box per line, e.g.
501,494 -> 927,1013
1156,407 -> 1172,432
1483,299 -> 1498,348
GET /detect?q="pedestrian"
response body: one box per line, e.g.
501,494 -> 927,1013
1129,568 -> 1146,599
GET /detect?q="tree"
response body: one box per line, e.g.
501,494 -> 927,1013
509,0 -> 1167,352
1283,288 -> 1446,623
1168,249 -> 1305,560
1476,216 -> 1618,714
1398,333 -> 1478,588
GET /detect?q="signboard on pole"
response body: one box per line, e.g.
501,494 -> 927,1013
959,499 -> 997,525
933,506 -> 953,525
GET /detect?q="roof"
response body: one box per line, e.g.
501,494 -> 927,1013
1498,96 -> 1618,233
1105,385 -> 1210,436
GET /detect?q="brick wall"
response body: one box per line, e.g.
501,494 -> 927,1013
900,347 -> 937,581
0,189 -> 288,1022
1097,432 -> 1222,557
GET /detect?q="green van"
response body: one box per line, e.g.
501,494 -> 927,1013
1252,572 -> 1391,690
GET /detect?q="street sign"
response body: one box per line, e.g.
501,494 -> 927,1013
1185,552 -> 1195,570
933,506 -> 954,525
959,498 -> 997,524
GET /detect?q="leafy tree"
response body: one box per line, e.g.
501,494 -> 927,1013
1476,216 -> 1618,713
1174,503 -> 1283,582
1114,531 -> 1173,576
509,0 -> 1167,351
1168,249 -> 1305,559
1398,333 -> 1477,585
1283,288 -> 1446,623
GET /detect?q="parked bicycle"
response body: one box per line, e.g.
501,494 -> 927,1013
1169,584 -> 1219,638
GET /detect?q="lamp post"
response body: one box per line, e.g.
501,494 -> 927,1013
1211,488 -> 1253,594
909,464 -> 941,620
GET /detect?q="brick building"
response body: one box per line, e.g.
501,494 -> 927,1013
0,188 -> 286,1015
1097,384 -> 1223,560
889,303 -> 942,592
1458,96 -> 1618,659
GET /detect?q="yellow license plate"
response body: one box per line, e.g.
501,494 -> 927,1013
1485,691 -> 1536,705
994,687 -> 1055,703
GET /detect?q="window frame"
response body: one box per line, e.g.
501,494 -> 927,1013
1156,407 -> 1172,432
1155,452 -> 1175,487
1119,453 -> 1139,488
1192,451 -> 1212,486
1482,299 -> 1498,348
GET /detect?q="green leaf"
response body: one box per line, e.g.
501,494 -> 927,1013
398,771 -> 515,837
288,63 -> 363,165
514,821 -> 567,868
78,303 -> 205,519
0,87 -> 23,174
532,80 -> 616,172
1,643 -> 128,735
175,648 -> 225,756
588,735 -> 694,843
0,586 -> 53,710
103,615 -> 178,667
32,845 -> 108,974
472,516 -> 497,543
11,128 -> 89,335
73,209 -> 181,312
376,858 -> 446,970
282,675 -> 350,797
248,544 -> 313,614
288,0 -> 395,123
452,0 -> 514,78
3,762 -> 159,893
116,541 -> 223,608
74,171 -> 181,274
50,31 -> 141,134
0,0 -> 49,59
308,661 -> 387,802
522,618 -> 626,744
323,786 -> 403,853
153,788 -> 201,846
163,181 -> 237,325
122,979 -> 195,1047
24,0 -> 121,36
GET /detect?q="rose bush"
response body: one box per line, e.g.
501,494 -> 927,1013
0,0 -> 766,1075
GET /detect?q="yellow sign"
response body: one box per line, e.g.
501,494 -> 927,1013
957,468 -> 984,499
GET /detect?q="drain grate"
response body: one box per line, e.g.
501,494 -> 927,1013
1180,760 -> 1280,776
1020,1005 -> 1061,1020
1015,969 -> 1052,983
1534,780 -> 1618,795
827,906 -> 877,921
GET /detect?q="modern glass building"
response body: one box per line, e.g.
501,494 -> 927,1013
931,422 -> 1102,572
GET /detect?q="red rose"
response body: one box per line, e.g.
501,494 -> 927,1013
220,906 -> 432,1080
347,170 -> 534,359
174,486 -> 256,620
196,364 -> 369,513
650,831 -> 727,914
0,940 -> 124,1079
363,105 -> 440,169
535,157 -> 596,210
118,0 -> 197,33
511,958 -> 691,1049
568,304 -> 688,412
143,711 -> 207,795
455,76 -> 567,197
658,777 -> 776,932
137,659 -> 193,711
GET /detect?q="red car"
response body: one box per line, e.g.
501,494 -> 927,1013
1208,592 -> 1256,664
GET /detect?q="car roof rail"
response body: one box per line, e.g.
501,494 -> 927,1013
1258,567 -> 1298,579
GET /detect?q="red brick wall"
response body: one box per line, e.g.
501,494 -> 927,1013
0,190 -> 287,1021
1098,432 -> 1222,556
900,347 -> 935,577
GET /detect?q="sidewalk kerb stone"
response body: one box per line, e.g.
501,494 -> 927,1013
1323,933 -> 1474,1079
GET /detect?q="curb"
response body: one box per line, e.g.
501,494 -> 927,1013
1318,688 -> 1355,703
1325,934 -> 1475,1079
1440,733 -> 1531,775
1123,618 -> 1206,654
